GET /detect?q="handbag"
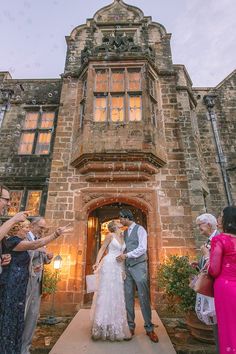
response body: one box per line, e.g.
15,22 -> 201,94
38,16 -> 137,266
195,293 -> 217,325
189,269 -> 214,297
86,274 -> 97,293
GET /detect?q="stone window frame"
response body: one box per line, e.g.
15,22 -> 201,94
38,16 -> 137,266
82,78 -> 87,99
0,105 -> 6,128
202,188 -> 209,212
18,108 -> 56,155
93,66 -> 142,123
79,74 -> 87,128
148,72 -> 158,127
79,102 -> 86,128
7,188 -> 43,217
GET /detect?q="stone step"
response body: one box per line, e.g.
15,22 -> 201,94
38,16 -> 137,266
50,309 -> 176,354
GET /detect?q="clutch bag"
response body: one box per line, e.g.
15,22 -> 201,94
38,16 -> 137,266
86,274 -> 97,293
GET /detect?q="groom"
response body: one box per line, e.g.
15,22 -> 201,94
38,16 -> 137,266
116,209 -> 159,343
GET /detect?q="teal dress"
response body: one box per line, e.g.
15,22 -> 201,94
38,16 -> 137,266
0,236 -> 30,354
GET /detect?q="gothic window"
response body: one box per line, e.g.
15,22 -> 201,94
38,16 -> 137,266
79,102 -> 85,128
94,96 -> 107,122
202,189 -> 209,212
7,191 -> 23,216
129,95 -> 142,122
151,101 -> 157,127
79,75 -> 87,129
82,79 -> 87,98
18,111 -> 55,155
148,75 -> 156,99
111,70 -> 125,92
7,189 -> 42,216
18,132 -> 35,154
93,67 -> 142,122
148,74 -> 158,126
128,69 -> 141,91
111,96 -> 124,122
0,106 -> 6,128
95,70 -> 108,92
26,190 -> 42,216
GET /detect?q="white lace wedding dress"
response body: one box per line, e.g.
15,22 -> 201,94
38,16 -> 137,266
91,235 -> 131,341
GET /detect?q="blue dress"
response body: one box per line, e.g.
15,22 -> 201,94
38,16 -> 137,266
0,236 -> 30,354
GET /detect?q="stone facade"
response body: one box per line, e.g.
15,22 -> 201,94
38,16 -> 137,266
0,0 -> 235,315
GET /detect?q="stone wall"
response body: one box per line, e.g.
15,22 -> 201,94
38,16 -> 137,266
0,0 -> 235,316
0,75 -> 62,213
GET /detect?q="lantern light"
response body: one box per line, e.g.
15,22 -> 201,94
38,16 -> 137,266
53,255 -> 62,270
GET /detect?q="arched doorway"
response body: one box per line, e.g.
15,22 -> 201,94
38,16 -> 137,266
84,202 -> 147,304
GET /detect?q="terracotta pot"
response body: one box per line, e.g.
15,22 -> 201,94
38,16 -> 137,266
185,311 -> 215,344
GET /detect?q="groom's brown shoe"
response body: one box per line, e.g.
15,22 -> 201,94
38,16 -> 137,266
146,331 -> 159,343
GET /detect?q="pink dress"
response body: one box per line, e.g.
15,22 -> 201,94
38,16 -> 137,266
208,233 -> 236,354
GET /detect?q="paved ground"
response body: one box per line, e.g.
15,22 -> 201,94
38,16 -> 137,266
50,309 -> 176,354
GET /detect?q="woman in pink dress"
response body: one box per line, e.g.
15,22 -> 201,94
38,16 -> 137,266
208,206 -> 236,354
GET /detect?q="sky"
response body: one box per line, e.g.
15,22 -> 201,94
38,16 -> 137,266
0,0 -> 235,87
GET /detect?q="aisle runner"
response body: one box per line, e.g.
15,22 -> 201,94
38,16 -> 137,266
50,309 -> 176,354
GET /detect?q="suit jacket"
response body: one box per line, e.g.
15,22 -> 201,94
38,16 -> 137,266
199,230 -> 221,269
27,232 -> 50,293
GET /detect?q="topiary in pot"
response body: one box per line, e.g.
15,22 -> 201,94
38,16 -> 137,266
42,268 -> 60,299
158,255 -> 197,313
158,255 -> 214,343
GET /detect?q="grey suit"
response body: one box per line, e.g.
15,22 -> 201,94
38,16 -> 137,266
198,229 -> 220,354
21,232 -> 50,354
124,224 -> 154,333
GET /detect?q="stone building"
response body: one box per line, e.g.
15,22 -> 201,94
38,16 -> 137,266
0,0 -> 235,315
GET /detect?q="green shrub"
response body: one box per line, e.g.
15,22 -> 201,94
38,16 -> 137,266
42,269 -> 60,295
158,255 -> 197,312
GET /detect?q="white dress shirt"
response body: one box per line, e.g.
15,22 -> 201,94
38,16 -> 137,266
208,229 -> 218,242
126,222 -> 147,259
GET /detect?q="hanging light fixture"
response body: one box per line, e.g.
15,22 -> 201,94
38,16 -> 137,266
53,255 -> 62,270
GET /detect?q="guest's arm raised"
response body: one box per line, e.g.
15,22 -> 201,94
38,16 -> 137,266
0,211 -> 29,242
12,225 -> 73,252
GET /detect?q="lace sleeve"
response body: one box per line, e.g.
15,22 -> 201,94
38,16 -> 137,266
208,236 -> 224,278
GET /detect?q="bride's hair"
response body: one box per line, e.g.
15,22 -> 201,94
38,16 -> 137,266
108,220 -> 117,232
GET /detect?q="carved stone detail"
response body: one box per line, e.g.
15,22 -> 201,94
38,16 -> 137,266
81,191 -> 152,206
81,32 -> 155,64
133,193 -> 152,205
82,194 -> 103,204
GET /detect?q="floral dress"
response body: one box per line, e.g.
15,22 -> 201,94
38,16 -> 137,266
0,236 -> 30,354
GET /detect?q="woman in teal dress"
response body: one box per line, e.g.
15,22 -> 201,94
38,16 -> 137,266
0,220 -> 68,354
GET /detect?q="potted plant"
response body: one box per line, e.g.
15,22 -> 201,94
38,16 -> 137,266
42,268 -> 60,299
158,255 -> 214,343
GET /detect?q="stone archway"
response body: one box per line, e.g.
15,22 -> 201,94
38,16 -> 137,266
84,202 -> 147,304
75,189 -> 160,307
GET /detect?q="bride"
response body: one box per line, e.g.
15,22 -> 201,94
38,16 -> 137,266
91,220 -> 131,341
